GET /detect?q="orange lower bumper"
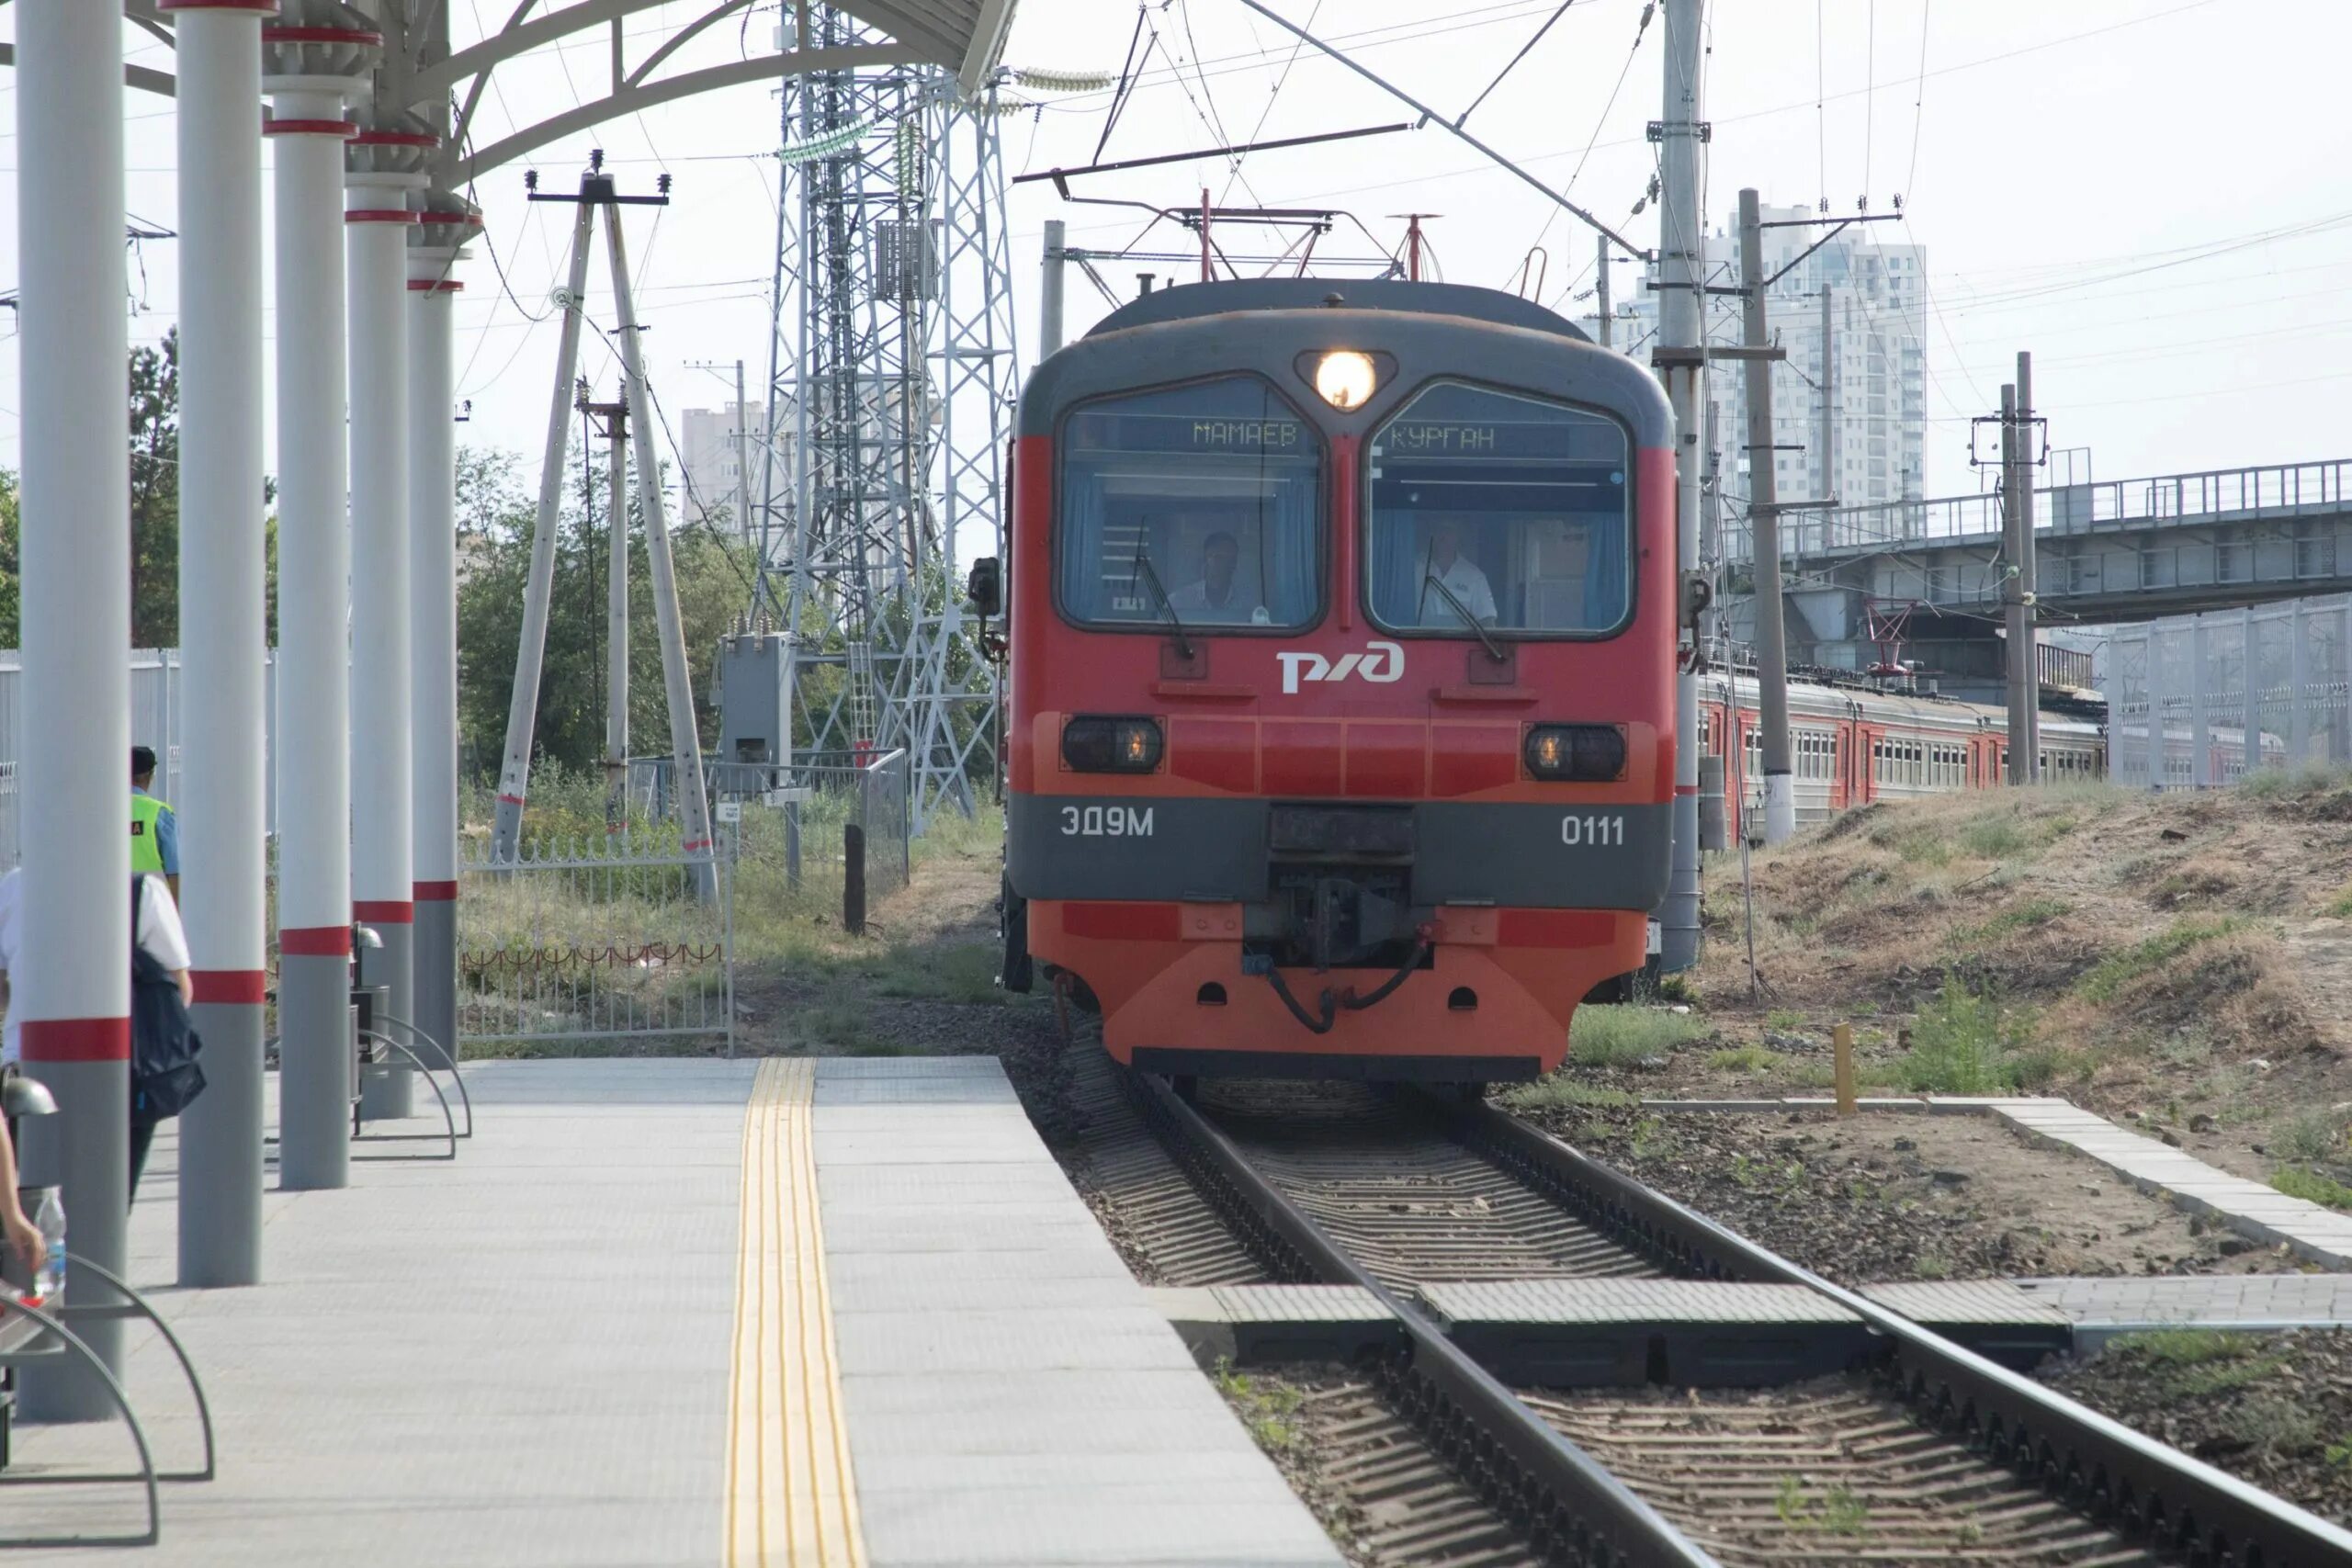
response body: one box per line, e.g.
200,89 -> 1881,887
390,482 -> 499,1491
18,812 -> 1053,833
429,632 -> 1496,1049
1031,900 -> 1645,1072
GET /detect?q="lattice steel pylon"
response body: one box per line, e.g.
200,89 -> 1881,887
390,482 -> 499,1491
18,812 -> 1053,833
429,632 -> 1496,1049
754,6 -> 1015,831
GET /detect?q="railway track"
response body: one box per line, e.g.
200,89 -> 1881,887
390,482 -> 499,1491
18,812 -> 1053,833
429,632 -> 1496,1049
1114,1068 -> 2352,1568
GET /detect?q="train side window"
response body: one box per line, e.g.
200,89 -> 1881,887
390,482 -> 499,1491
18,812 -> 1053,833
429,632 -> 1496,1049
1055,376 -> 1323,633
1363,381 -> 1632,637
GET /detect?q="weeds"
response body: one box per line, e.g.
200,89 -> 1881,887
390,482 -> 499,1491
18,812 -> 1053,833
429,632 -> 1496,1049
1568,1005 -> 1709,1067
1958,896 -> 2072,943
1774,1475 -> 1869,1536
1959,817 -> 2031,859
2075,917 -> 2245,1002
2272,1167 -> 2352,1211
1212,1361 -> 1306,1451
1706,1045 -> 1779,1074
2241,761 -> 2352,800
2272,1108 -> 2352,1164
1892,976 -> 2041,1094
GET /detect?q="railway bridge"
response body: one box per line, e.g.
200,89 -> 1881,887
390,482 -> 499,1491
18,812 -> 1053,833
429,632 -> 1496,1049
1717,456 -> 2352,699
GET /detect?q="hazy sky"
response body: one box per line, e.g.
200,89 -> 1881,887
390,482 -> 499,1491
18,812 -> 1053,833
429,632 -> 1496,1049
0,0 -> 2340,513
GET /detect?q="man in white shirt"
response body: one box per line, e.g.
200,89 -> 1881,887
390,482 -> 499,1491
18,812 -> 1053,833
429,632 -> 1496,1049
1418,520 -> 1498,627
1165,530 -> 1260,623
0,868 -> 193,1065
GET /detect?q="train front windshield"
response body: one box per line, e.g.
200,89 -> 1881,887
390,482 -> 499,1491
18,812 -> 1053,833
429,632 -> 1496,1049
1364,382 -> 1632,637
1057,377 -> 1322,630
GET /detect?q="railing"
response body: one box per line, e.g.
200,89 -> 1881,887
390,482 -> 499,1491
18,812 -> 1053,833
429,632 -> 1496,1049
1722,457 -> 2352,563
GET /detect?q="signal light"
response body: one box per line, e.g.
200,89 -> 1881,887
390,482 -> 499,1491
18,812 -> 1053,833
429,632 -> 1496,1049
1524,724 -> 1626,782
1062,716 -> 1164,773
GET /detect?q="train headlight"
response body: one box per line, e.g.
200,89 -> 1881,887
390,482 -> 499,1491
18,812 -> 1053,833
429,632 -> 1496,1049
1313,350 -> 1378,411
1524,724 -> 1627,782
1062,715 -> 1164,773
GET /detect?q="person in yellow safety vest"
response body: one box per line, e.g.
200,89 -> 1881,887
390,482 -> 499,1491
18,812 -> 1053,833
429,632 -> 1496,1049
131,745 -> 180,905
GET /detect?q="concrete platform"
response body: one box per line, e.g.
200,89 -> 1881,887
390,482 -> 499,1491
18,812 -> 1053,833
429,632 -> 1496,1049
2,1057 -> 1342,1567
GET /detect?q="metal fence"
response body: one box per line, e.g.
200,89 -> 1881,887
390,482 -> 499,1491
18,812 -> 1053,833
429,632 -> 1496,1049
457,830 -> 734,1053
630,746 -> 912,902
1724,457 -> 2352,562
2108,593 -> 2352,789
0,648 -> 283,869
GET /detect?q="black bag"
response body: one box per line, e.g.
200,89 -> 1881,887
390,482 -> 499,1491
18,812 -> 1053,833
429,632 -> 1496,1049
130,877 -> 207,1122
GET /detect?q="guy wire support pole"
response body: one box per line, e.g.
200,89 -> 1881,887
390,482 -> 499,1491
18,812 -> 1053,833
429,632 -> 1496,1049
605,193 -> 720,897
347,103 -> 434,1124
490,161 -> 598,863
1040,218 -> 1067,357
2018,351 -> 2041,779
2002,380 -> 2030,784
266,5 -> 379,1197
1654,0 -> 1707,970
169,0 -> 274,1288
584,389 -> 632,816
1737,187 -> 1797,847
408,189 -> 478,1076
16,0 -> 133,1416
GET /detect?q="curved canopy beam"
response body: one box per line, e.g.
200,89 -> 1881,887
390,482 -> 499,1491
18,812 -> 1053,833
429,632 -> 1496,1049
441,43 -> 924,186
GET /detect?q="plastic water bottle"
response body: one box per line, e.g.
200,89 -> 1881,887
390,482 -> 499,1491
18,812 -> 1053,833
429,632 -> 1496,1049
32,1190 -> 63,1304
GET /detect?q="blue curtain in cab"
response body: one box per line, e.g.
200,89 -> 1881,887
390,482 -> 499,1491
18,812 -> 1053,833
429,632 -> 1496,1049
1582,503 -> 1628,629
1371,504 -> 1417,626
1056,472 -> 1114,620
1265,472 -> 1317,622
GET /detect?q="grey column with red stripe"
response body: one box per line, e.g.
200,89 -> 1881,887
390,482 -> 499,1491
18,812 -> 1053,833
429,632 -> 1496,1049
408,193 -> 478,1073
15,0 -> 133,1420
167,0 -> 277,1288
346,107 -> 432,1122
266,6 -> 379,1191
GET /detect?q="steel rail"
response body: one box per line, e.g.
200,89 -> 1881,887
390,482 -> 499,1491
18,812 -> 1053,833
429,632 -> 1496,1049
1126,1070 -> 1715,1568
1449,1099 -> 2352,1568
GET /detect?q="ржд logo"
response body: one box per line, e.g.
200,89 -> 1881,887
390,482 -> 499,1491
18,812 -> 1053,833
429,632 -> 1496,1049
1277,641 -> 1405,695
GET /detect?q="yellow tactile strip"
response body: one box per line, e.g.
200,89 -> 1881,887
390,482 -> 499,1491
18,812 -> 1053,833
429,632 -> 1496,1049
727,1058 -> 867,1567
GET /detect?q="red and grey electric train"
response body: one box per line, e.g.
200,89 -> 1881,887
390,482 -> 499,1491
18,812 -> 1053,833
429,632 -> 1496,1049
987,279 -> 1676,1083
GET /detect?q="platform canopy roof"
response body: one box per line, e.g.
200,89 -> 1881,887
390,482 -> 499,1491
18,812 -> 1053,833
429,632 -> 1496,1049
29,3 -> 1022,186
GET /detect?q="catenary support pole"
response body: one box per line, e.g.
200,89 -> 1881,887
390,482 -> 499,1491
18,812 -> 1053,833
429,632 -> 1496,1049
2003,381 -> 2030,784
490,199 -> 596,862
346,112 -> 428,1122
266,12 -> 379,1192
1595,233 -> 1611,348
170,0 -> 273,1289
2017,351 -> 2040,779
1737,188 -> 1796,847
605,214 -> 718,891
1039,218 -> 1067,358
1655,0 -> 1707,967
1818,286 -> 1835,507
409,194 -> 475,1073
16,0 -> 131,1418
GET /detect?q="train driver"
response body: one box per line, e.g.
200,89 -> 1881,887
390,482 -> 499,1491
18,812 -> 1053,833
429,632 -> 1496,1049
1415,519 -> 1498,627
1167,529 -> 1263,623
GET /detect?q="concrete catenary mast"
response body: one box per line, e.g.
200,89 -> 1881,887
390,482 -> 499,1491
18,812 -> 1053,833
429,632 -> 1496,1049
1655,0 -> 1708,967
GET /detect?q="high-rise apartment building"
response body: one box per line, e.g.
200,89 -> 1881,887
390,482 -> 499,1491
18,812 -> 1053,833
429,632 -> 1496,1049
1582,202 -> 1928,510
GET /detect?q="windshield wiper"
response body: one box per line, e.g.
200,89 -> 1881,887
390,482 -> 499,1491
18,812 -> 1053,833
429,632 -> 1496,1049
1424,571 -> 1507,664
1133,546 -> 1195,660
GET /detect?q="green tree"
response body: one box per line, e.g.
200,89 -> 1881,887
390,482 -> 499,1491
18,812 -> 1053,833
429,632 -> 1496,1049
128,330 -> 180,647
0,469 -> 20,646
454,445 -> 754,781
